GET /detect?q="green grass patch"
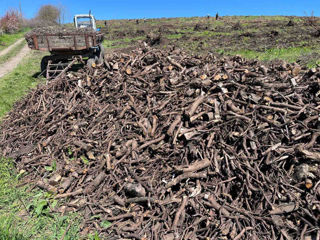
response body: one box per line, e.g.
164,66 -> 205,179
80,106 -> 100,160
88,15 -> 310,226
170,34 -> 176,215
195,30 -> 232,37
262,16 -> 290,21
227,46 -> 319,65
306,59 -> 320,68
209,20 -> 225,27
0,39 -> 26,64
0,157 -> 80,240
166,33 -> 183,39
0,28 -> 29,51
122,36 -> 144,42
177,28 -> 194,33
102,39 -> 120,48
178,17 -> 201,23
102,39 -> 131,49
0,50 -> 45,119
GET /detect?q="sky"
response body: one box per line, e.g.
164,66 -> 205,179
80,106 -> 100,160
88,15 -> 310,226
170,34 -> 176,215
0,0 -> 319,21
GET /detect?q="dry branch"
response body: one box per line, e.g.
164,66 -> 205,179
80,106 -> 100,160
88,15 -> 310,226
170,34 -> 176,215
0,46 -> 319,239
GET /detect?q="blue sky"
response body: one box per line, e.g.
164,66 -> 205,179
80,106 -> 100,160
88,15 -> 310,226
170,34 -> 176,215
0,0 -> 319,21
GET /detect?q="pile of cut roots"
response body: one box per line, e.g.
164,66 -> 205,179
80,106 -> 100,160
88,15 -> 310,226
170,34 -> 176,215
1,47 -> 319,239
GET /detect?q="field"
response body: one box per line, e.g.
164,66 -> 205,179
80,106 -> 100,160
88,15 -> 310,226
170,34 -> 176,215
100,16 -> 320,67
0,16 -> 319,239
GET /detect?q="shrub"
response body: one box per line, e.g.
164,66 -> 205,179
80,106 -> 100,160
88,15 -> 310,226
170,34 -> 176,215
23,18 -> 57,28
0,10 -> 21,33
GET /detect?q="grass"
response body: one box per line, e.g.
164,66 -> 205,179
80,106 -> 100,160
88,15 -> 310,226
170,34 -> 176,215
102,37 -> 145,49
0,28 -> 29,51
124,36 -> 145,42
0,50 -> 46,118
166,33 -> 183,39
306,59 -> 320,68
177,28 -> 194,33
194,30 -> 232,37
0,157 -> 81,240
227,46 -> 320,67
102,15 -> 320,66
228,15 -> 289,21
0,39 -> 26,64
102,39 -> 129,49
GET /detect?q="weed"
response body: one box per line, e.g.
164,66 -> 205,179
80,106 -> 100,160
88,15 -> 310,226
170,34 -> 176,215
44,159 -> 57,172
0,157 -> 81,239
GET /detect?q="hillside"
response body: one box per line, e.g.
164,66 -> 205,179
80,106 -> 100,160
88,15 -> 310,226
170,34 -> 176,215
99,16 -> 320,67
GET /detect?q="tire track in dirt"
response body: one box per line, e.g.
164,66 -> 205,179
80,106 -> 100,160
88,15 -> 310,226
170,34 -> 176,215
0,43 -> 30,78
0,38 -> 25,58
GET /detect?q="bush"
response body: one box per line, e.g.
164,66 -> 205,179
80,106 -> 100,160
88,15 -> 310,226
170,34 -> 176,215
0,10 -> 21,33
23,18 -> 57,28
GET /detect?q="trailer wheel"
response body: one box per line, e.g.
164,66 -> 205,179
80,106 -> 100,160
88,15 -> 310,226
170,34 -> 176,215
41,56 -> 51,76
96,44 -> 105,65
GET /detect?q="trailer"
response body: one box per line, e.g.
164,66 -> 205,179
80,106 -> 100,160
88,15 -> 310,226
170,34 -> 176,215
25,14 -> 104,79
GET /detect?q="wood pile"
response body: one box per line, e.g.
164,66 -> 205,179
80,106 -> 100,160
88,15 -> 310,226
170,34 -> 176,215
0,47 -> 319,239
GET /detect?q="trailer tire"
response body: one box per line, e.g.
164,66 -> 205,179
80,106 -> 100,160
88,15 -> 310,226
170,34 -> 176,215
96,44 -> 105,65
41,56 -> 51,76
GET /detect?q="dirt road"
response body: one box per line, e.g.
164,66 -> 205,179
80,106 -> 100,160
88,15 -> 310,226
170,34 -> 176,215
0,40 -> 30,78
0,38 -> 25,58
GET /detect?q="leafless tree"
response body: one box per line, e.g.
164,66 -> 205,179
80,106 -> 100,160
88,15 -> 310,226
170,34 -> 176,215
57,4 -> 67,24
36,4 -> 61,25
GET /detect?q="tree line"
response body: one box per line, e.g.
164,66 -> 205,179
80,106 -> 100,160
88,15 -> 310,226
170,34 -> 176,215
0,4 -> 65,34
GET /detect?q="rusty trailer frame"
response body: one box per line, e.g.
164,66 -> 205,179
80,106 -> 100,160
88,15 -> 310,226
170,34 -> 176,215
31,32 -> 104,52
